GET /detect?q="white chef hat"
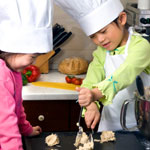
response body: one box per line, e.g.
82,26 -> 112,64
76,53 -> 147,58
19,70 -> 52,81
55,0 -> 124,36
0,0 -> 53,53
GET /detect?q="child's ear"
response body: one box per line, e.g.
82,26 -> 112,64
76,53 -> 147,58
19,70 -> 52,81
118,12 -> 127,26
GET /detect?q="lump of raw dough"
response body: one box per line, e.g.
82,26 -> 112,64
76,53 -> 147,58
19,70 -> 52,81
100,131 -> 116,143
74,126 -> 83,147
45,134 -> 59,146
80,132 -> 89,144
74,123 -> 94,150
76,141 -> 94,150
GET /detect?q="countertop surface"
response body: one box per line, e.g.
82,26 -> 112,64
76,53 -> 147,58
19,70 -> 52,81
23,131 -> 145,150
22,70 -> 86,100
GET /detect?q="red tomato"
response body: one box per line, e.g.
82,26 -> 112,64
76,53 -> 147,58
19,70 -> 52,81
71,77 -> 77,83
72,78 -> 82,85
65,76 -> 72,83
65,75 -> 84,85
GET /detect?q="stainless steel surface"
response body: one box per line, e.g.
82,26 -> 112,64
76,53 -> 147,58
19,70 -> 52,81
77,107 -> 83,136
125,2 -> 150,41
126,3 -> 150,27
78,106 -> 83,127
121,95 -> 150,140
89,129 -> 94,143
135,96 -> 150,140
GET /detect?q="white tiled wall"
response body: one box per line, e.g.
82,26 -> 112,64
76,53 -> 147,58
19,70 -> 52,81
50,0 -> 137,70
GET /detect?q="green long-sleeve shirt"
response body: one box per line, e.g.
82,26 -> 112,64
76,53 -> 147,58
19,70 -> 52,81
81,34 -> 150,105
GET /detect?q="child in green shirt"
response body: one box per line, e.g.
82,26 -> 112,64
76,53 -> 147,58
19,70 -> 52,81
55,0 -> 150,131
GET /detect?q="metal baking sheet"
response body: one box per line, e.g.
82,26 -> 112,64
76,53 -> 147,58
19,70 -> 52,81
23,131 -> 145,150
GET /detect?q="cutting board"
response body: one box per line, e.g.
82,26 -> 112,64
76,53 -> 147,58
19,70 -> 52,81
31,81 -> 80,91
23,131 -> 145,150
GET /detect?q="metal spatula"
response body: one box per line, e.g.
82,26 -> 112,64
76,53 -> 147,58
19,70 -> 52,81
74,107 -> 83,147
89,129 -> 94,142
88,129 -> 94,149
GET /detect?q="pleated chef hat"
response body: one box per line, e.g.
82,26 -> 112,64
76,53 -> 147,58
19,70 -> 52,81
55,0 -> 124,36
0,0 -> 53,53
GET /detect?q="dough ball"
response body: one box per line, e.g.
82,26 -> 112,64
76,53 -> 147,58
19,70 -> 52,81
80,132 -> 89,144
45,134 -> 59,146
100,131 -> 116,143
77,141 -> 94,150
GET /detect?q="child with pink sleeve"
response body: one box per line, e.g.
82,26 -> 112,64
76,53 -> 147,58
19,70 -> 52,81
0,52 -> 43,150
0,0 -> 54,149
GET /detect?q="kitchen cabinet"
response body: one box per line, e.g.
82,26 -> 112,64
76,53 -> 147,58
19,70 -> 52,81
23,100 -> 90,132
22,70 -> 98,132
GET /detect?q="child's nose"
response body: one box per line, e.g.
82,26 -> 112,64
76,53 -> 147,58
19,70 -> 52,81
96,34 -> 105,43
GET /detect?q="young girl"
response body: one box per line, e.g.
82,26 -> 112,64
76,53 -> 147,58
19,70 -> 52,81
55,0 -> 150,131
0,51 -> 42,150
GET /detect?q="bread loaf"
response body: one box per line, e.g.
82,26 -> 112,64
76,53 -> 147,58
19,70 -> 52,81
58,57 -> 88,75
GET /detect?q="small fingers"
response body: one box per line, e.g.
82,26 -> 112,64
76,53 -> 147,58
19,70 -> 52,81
91,114 -> 100,129
34,126 -> 42,134
85,112 -> 93,128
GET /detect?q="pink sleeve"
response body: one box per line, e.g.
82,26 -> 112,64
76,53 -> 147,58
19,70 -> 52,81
18,103 -> 33,136
0,80 -> 23,150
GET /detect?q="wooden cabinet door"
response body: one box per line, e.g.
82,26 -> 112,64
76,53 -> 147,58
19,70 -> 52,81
23,100 -> 70,132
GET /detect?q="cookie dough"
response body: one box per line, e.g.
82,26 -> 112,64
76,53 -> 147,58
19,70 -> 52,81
74,125 -> 83,147
77,141 -> 94,150
74,123 -> 94,150
100,131 -> 116,143
45,134 -> 60,146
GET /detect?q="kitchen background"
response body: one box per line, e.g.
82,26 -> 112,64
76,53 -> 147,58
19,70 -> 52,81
50,0 -> 137,70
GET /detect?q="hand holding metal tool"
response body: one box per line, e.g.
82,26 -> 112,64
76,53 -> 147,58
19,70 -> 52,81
74,106 -> 83,147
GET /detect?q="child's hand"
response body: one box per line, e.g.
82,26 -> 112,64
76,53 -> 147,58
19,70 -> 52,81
85,102 -> 100,129
29,126 -> 42,137
76,87 -> 94,107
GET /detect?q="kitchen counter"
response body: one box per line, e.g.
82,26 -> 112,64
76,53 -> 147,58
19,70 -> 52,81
23,131 -> 145,150
22,70 -> 86,100
22,70 -> 87,132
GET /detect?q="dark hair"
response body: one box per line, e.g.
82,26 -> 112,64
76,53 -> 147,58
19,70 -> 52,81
0,50 -> 19,70
112,11 -> 129,29
0,50 -> 14,61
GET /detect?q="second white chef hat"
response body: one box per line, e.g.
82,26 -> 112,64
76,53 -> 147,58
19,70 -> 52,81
55,0 -> 124,36
0,0 -> 53,53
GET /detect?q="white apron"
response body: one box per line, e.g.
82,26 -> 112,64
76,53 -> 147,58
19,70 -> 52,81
98,27 -> 150,131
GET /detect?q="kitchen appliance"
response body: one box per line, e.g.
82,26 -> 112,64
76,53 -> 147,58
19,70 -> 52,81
121,91 -> 150,149
125,2 -> 150,41
138,0 -> 150,10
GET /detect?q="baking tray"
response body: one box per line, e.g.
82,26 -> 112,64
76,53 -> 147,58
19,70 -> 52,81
23,131 -> 145,150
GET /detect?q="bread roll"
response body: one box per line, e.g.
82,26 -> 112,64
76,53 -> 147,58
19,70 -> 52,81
58,57 -> 88,75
